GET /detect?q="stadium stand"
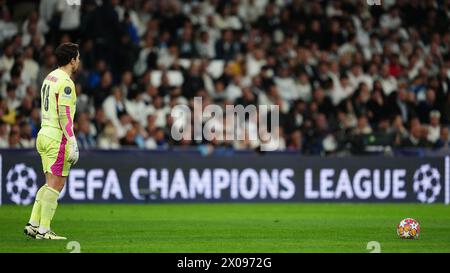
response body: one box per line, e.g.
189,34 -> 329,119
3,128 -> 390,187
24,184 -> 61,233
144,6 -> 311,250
1,0 -> 450,156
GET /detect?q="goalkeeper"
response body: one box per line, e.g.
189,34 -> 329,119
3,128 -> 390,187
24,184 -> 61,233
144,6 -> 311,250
24,43 -> 80,240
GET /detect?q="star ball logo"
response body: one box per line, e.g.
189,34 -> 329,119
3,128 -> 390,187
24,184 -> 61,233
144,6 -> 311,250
413,164 -> 442,204
6,163 -> 38,205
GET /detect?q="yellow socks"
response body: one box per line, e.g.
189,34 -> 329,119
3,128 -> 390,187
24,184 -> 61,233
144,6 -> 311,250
38,186 -> 60,234
28,184 -> 48,226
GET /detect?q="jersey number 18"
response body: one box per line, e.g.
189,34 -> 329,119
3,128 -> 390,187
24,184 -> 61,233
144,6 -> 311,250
41,84 -> 50,111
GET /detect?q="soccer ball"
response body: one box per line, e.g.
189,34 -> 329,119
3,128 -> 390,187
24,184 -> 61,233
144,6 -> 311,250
5,163 -> 38,205
397,218 -> 420,239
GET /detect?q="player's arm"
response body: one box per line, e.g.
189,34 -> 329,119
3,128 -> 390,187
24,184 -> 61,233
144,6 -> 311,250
58,82 -> 79,165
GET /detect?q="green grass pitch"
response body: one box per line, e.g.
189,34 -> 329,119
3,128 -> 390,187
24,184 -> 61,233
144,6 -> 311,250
0,203 -> 449,253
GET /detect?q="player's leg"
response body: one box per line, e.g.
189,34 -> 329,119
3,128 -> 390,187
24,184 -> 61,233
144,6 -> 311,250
35,134 -> 70,240
24,185 -> 47,238
28,184 -> 47,226
36,172 -> 67,240
24,134 -> 49,238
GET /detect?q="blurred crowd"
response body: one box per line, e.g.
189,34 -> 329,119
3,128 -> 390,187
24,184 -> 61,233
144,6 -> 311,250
1,0 -> 450,155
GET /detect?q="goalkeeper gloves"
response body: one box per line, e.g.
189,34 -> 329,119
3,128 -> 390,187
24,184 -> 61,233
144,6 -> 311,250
67,136 -> 79,165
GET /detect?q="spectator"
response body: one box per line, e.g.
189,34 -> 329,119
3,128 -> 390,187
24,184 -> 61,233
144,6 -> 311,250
125,88 -> 149,128
0,41 -> 15,80
8,125 -> 21,148
57,0 -> 81,40
434,127 -> 450,149
103,85 -> 126,131
5,84 -> 21,111
19,121 -> 35,148
287,129 -> 302,151
91,108 -> 106,138
427,110 -> 441,143
177,22 -> 197,58
153,127 -> 168,149
380,64 -> 398,96
274,65 -> 297,103
21,13 -> 47,48
417,89 -> 438,124
214,29 -> 240,60
0,7 -> 18,44
352,115 -> 373,136
94,70 -> 113,108
0,120 -> 9,148
97,120 -> 119,149
77,117 -> 96,149
196,30 -> 215,59
367,89 -> 387,125
401,121 -> 430,148
22,46 -> 39,86
119,127 -> 138,147
388,89 -> 415,124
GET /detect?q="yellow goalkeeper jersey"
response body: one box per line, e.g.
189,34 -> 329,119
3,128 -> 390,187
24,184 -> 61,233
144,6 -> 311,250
39,68 -> 77,141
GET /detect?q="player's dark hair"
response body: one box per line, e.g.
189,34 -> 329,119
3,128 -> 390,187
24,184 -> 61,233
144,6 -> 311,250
55,43 -> 79,67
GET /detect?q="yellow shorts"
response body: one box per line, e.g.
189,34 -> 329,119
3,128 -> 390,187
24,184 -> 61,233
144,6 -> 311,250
36,133 -> 72,177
